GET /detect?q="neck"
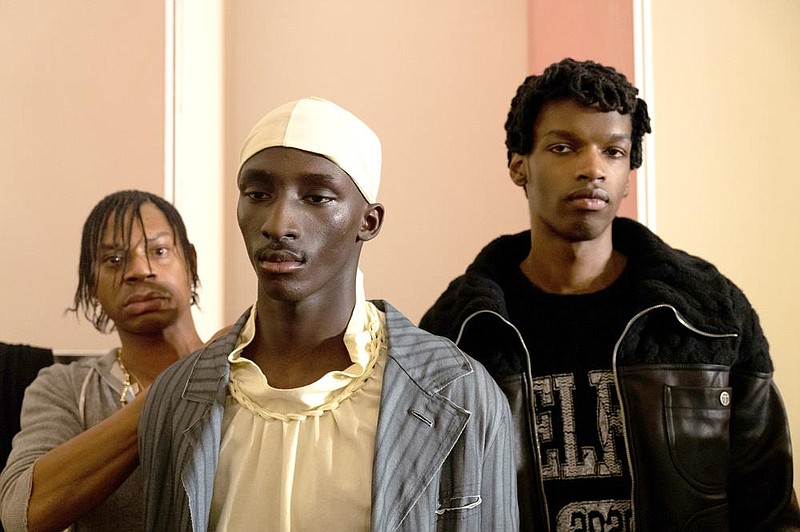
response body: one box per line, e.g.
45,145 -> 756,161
247,290 -> 356,389
116,318 -> 203,388
522,231 -> 626,294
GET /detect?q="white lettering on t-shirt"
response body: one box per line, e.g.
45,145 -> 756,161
533,370 -> 624,480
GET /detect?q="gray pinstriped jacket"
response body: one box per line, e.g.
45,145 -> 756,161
138,300 -> 519,531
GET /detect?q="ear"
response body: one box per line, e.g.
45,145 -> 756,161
358,202 -> 384,242
623,172 -> 632,197
188,242 -> 199,284
188,243 -> 198,265
509,153 -> 528,188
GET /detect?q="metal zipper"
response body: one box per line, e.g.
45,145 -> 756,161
457,309 -> 551,531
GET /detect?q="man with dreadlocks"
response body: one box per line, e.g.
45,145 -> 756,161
0,190 -> 203,531
421,58 -> 800,530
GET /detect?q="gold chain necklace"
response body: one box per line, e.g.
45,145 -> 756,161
116,348 -> 137,407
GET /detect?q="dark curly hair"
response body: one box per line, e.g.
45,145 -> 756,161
505,58 -> 651,169
69,190 -> 200,333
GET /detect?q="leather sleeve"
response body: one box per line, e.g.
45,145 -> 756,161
729,371 -> 800,531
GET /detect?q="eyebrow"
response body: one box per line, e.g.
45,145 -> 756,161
238,169 -> 343,185
299,173 -> 340,184
146,231 -> 174,243
541,129 -> 632,143
100,231 -> 173,250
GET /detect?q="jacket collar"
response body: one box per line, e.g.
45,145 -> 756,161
180,310 -> 250,402
375,299 -> 473,392
181,301 -> 475,400
430,217 -> 741,335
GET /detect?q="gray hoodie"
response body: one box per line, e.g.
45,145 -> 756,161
0,350 -> 143,532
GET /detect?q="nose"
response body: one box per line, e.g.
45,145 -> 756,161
577,148 -> 606,181
260,196 -> 298,241
123,250 -> 155,283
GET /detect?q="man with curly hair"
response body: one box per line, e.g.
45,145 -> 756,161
421,58 -> 800,531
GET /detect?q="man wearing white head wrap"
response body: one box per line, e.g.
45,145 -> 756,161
139,98 -> 519,531
239,97 -> 381,203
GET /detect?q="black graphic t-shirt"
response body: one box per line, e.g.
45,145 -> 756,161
501,263 -> 636,531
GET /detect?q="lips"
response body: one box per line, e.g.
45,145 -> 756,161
124,291 -> 165,307
566,187 -> 610,211
122,291 -> 167,314
567,187 -> 610,202
257,248 -> 305,274
259,249 -> 304,263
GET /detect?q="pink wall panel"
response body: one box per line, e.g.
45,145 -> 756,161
526,0 -> 638,219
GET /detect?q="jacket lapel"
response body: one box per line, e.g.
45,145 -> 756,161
178,310 -> 249,531
370,302 -> 473,531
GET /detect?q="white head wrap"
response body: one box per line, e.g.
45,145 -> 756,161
238,97 -> 381,203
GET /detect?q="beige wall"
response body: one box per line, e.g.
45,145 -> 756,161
0,1 -> 164,350
650,0 -> 800,488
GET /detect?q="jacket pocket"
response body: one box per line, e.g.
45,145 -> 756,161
435,495 -> 482,515
664,385 -> 731,492
435,495 -> 482,531
436,495 -> 482,532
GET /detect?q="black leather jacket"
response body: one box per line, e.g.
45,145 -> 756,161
420,218 -> 800,531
